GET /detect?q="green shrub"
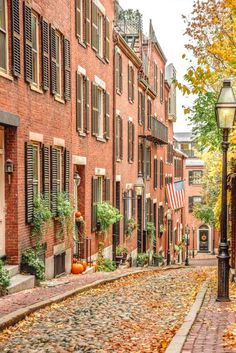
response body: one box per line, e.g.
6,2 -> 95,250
97,202 -> 123,234
0,260 -> 10,289
32,195 -> 52,241
136,253 -> 149,267
57,192 -> 74,238
21,248 -> 45,281
97,242 -> 116,272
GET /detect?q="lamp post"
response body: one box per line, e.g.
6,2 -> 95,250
215,79 -> 236,302
192,224 -> 195,258
166,209 -> 172,266
134,173 -> 144,196
185,224 -> 190,266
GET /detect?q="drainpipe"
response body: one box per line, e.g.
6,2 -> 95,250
112,39 -> 117,260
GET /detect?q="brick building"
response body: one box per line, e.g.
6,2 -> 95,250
0,0 -> 186,283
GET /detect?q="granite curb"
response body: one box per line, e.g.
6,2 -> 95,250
165,280 -> 209,353
0,265 -> 184,331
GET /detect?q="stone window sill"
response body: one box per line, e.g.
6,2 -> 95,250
0,70 -> 13,82
54,95 -> 65,104
30,84 -> 43,94
96,136 -> 106,143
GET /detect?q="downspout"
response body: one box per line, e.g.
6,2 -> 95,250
112,37 -> 117,260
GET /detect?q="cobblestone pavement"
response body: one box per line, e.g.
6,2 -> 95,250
0,267 -> 208,353
189,254 -> 217,267
182,273 -> 236,353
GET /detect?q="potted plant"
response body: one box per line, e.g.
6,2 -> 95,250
136,253 -> 149,267
147,222 -> 155,242
152,253 -> 164,266
115,245 -> 128,266
96,202 -> 123,236
97,242 -> 116,272
21,248 -> 46,282
31,195 -> 52,243
126,218 -> 137,238
56,192 -> 74,238
0,260 -> 10,296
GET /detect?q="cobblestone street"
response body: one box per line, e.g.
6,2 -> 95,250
0,267 -> 208,353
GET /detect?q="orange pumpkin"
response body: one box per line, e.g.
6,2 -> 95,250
71,263 -> 84,274
75,211 -> 81,218
82,261 -> 87,271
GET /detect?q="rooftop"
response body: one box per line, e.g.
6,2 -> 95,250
174,132 -> 195,143
185,159 -> 205,167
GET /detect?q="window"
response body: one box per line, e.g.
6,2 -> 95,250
91,176 -> 110,231
0,0 -> 7,71
32,144 -> 40,196
124,189 -> 136,233
31,12 -> 39,85
146,198 -> 153,223
147,99 -> 152,130
116,115 -> 123,160
160,71 -> 164,103
154,63 -> 158,93
189,196 -> 202,213
167,144 -> 173,164
138,91 -> 145,125
92,83 -> 110,140
128,64 -> 134,102
55,147 -> 62,193
128,121 -> 134,163
189,170 -> 203,185
76,0 -> 83,41
115,52 -> 122,93
55,32 -> 62,96
174,158 -> 183,179
76,73 -> 89,134
97,88 -> 103,138
160,160 -> 164,188
146,147 -> 151,178
97,11 -> 103,57
138,142 -> 144,176
154,158 -> 158,189
158,205 -> 164,236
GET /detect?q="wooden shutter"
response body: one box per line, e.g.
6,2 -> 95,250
43,145 -> 50,206
123,191 -> 128,232
115,116 -> 119,160
64,38 -> 71,101
131,123 -> 135,162
128,65 -> 131,101
41,19 -> 49,90
131,66 -> 134,101
85,77 -> 90,132
154,63 -> 157,93
138,92 -> 141,124
154,158 -> 158,189
160,160 -> 163,188
105,177 -> 110,202
76,72 -> 82,131
128,121 -> 131,162
11,0 -> 21,77
141,93 -> 145,125
91,176 -> 98,231
50,25 -> 57,95
120,117 -> 123,160
104,92 -> 110,139
24,2 -> 32,83
92,83 -> 98,135
75,0 -> 82,39
104,17 -> 110,62
189,171 -> 193,185
119,54 -> 122,93
115,52 -> 119,91
189,196 -> 193,213
25,143 -> 34,224
147,100 -> 152,130
51,147 -> 58,216
91,1 -> 98,51
64,149 -> 70,195
85,0 -> 90,44
132,189 -> 136,218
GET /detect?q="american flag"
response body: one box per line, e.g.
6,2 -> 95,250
166,181 -> 185,210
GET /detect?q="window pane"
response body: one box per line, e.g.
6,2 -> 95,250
31,15 -> 37,50
0,31 -> 6,69
0,0 -> 6,30
56,35 -> 60,63
32,52 -> 37,83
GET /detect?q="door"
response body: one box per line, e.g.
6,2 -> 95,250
137,195 -> 143,253
113,182 -> 120,260
199,229 -> 209,252
0,128 -> 5,257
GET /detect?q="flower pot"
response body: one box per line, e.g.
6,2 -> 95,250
96,222 -> 101,232
21,263 -> 37,276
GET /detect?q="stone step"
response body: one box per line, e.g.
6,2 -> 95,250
7,274 -> 35,295
4,265 -> 19,278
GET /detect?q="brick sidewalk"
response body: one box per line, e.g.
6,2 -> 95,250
182,281 -> 236,353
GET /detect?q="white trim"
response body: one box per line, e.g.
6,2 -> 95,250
128,117 -> 133,122
94,75 -> 106,90
126,183 -> 133,190
77,65 -> 86,76
128,60 -> 134,68
116,175 -> 121,182
95,167 -> 106,176
159,202 -> 163,206
153,199 -> 157,204
116,109 -> 121,115
29,132 -> 44,143
197,225 -> 212,252
115,47 -> 121,54
93,0 -> 105,15
146,193 -> 150,198
53,242 -> 65,255
72,155 -> 87,165
53,137 -> 65,147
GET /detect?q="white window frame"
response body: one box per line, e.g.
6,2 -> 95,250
78,73 -> 84,132
55,31 -> 62,97
97,176 -> 103,203
97,11 -> 103,57
0,0 -> 8,73
31,11 -> 40,86
55,147 -> 63,192
127,189 -> 132,220
97,87 -> 104,138
32,143 -> 40,196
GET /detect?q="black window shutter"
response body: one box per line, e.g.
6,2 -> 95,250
131,123 -> 134,162
43,145 -> 50,206
85,0 -> 91,44
123,191 -> 128,233
138,92 -> 141,124
64,149 -> 70,196
91,2 -> 98,51
105,92 -> 110,139
105,177 -> 110,202
115,52 -> 119,91
104,17 -> 110,62
75,0 -> 81,39
51,147 -> 58,216
25,143 -> 34,224
91,176 -> 98,231
85,77 -> 90,133
92,82 -> 98,135
189,196 -> 193,212
115,116 -> 119,160
41,18 -> 49,90
120,118 -> 123,160
119,54 -> 123,93
128,121 -> 131,162
11,0 -> 21,77
50,25 -> 57,95
76,72 -> 82,131
128,65 -> 131,100
189,171 -> 193,185
131,67 -> 134,101
154,158 -> 158,189
23,2 -> 32,83
64,38 -> 71,101
141,93 -> 145,125
132,189 -> 136,218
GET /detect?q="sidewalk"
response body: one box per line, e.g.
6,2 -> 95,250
182,278 -> 236,353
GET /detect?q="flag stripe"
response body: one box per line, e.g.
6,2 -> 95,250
166,181 -> 185,210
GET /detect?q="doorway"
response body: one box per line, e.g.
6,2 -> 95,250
137,195 -> 143,253
0,128 -> 5,257
198,226 -> 210,252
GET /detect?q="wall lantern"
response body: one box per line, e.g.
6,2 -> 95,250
5,159 -> 13,184
134,173 -> 144,196
74,172 -> 81,187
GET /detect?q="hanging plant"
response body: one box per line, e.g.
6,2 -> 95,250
159,224 -> 166,234
0,260 -> 10,295
96,202 -> 123,235
126,218 -> 137,237
56,192 -> 74,238
31,195 -> 52,243
147,222 -> 156,242
21,248 -> 45,281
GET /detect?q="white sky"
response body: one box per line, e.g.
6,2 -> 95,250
119,0 -> 195,132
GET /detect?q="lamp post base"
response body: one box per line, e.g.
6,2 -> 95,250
217,243 -> 230,302
167,250 -> 171,266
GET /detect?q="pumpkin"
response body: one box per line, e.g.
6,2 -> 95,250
72,257 -> 78,264
75,211 -> 81,218
82,261 -> 87,271
71,263 -> 84,274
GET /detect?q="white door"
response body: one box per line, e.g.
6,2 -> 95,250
0,128 -> 5,257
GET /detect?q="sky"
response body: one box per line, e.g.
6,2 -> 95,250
119,0 -> 195,132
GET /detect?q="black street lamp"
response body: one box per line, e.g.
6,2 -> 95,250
167,209 -> 172,265
192,224 -> 195,258
185,224 -> 190,266
215,79 -> 236,302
